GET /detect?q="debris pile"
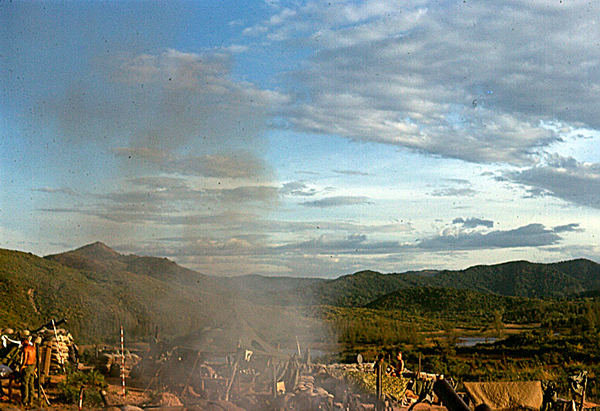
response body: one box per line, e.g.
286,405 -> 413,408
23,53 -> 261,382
0,321 -> 79,377
95,348 -> 141,377
290,372 -> 336,410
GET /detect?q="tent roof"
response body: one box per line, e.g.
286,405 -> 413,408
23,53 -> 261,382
463,381 -> 543,411
172,312 -> 286,358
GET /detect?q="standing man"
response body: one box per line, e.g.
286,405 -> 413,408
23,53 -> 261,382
19,335 -> 36,406
374,353 -> 386,408
395,352 -> 405,376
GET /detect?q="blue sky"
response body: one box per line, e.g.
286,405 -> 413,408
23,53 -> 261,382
2,0 -> 600,278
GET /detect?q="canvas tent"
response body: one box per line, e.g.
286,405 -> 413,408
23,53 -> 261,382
171,312 -> 286,359
167,312 -> 295,397
463,381 -> 544,411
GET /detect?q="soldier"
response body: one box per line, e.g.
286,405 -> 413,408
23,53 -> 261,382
19,334 -> 36,406
374,353 -> 386,404
394,351 -> 405,376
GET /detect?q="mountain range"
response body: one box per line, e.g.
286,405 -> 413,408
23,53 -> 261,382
1,242 -> 600,344
295,259 -> 600,307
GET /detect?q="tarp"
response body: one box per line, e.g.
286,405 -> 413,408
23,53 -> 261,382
171,311 -> 286,358
463,381 -> 543,411
569,371 -> 588,397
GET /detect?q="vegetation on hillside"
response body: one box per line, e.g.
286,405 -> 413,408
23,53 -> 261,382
317,293 -> 600,402
365,287 -> 556,326
4,243 -> 600,401
0,245 -> 324,346
295,270 -> 434,307
295,259 -> 600,308
0,247 -> 230,342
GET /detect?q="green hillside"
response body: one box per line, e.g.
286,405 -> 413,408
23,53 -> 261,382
0,245 -> 234,342
294,270 -> 438,307
4,242 -> 600,349
295,259 -> 600,308
367,286 -> 511,313
433,260 -> 586,297
550,258 -> 600,289
46,241 -> 216,288
365,286 -> 552,325
0,244 -> 328,346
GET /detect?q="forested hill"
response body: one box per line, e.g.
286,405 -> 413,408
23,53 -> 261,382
0,244 -> 326,345
36,243 -> 600,307
365,287 -> 549,325
3,242 -> 600,341
287,270 -> 439,307
433,259 -> 599,297
295,259 -> 600,307
45,241 -> 216,289
0,246 -> 233,341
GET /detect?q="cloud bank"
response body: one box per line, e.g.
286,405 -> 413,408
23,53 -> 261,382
255,0 -> 600,165
504,155 -> 600,209
417,223 -> 576,251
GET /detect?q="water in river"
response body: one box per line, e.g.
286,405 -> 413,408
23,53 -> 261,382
456,336 -> 497,347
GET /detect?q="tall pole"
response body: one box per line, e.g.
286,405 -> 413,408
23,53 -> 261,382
376,358 -> 383,409
36,339 -> 40,405
579,376 -> 587,411
272,358 -> 277,399
120,326 -> 125,396
296,336 -> 301,357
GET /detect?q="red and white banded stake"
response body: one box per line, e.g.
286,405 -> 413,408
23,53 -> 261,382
78,387 -> 84,410
120,325 -> 126,395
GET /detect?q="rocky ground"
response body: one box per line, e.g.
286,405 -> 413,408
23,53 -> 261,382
0,363 -> 433,411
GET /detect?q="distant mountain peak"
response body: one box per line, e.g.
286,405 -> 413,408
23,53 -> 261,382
70,241 -> 122,260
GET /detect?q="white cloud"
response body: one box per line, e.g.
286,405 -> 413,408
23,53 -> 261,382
276,233 -> 400,255
110,148 -> 272,180
207,185 -> 280,205
418,223 -> 563,251
255,0 -> 600,165
222,45 -> 249,54
430,187 -> 476,197
33,187 -> 81,196
280,181 -> 319,197
128,176 -> 189,190
453,217 -> 494,229
301,195 -> 371,208
504,155 -> 600,209
167,152 -> 271,179
332,169 -> 372,176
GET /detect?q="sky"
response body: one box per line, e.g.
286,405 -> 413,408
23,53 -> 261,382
1,0 -> 600,278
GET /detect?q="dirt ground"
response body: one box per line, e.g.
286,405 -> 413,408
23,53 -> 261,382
0,373 -> 172,410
